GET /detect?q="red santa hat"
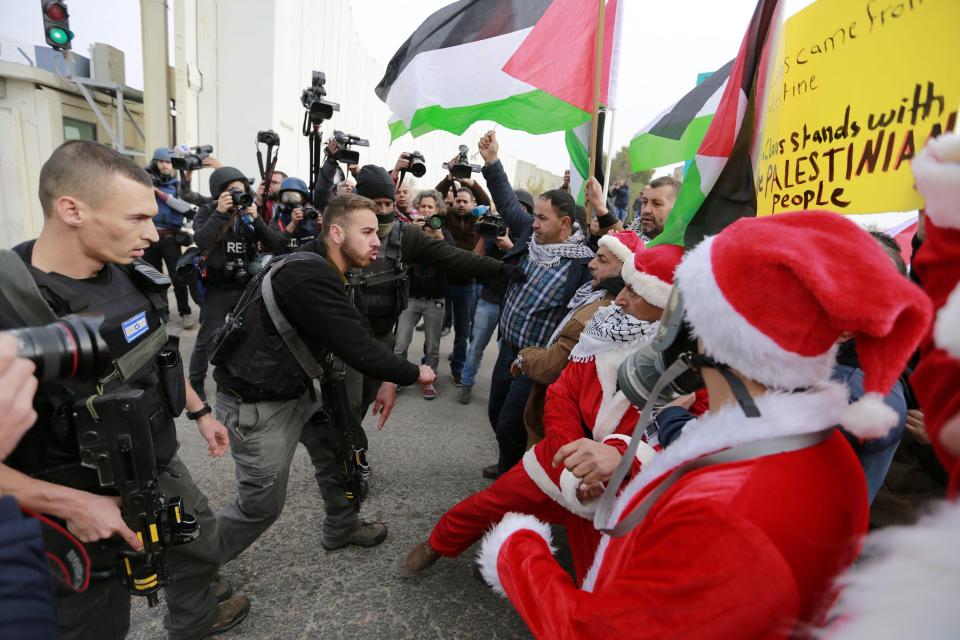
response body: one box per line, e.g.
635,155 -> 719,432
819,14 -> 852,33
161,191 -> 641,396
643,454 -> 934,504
913,132 -> 960,360
620,244 -> 685,309
597,230 -> 643,264
674,211 -> 932,439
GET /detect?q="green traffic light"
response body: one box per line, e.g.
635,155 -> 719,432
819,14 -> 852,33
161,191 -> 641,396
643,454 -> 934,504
48,27 -> 71,45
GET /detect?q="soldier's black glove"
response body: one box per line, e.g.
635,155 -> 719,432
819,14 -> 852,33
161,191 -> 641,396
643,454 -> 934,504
499,263 -> 526,284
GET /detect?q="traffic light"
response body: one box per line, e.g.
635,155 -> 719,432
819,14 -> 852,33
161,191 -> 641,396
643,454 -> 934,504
41,1 -> 73,50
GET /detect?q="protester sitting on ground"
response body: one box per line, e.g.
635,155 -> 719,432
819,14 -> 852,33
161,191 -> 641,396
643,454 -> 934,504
517,223 -> 641,449
405,242 -> 683,580
478,130 -> 622,480
477,210 -> 931,638
630,176 -> 680,242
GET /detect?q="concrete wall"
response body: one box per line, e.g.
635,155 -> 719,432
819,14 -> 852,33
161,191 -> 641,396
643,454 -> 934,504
0,57 -> 145,246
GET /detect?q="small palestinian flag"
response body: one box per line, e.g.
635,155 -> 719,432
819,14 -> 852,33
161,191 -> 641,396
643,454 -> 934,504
649,0 -> 783,248
628,59 -> 733,172
376,0 -> 619,140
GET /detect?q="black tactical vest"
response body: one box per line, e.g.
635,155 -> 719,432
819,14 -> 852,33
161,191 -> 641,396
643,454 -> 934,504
4,244 -> 177,478
214,252 -> 328,400
349,223 -> 407,334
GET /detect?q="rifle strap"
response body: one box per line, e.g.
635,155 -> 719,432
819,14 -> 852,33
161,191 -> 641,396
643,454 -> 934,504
0,249 -> 57,325
261,256 -> 325,381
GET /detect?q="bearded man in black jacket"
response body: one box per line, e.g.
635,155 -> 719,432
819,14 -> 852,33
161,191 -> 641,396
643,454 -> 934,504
212,194 -> 436,556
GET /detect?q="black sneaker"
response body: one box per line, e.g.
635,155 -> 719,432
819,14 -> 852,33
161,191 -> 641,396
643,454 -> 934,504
451,373 -> 462,387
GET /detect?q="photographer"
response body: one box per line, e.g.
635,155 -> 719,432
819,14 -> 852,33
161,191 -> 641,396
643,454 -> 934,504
0,140 -> 248,640
188,167 -> 287,400
311,138 -> 355,213
143,147 -> 214,330
270,177 -> 319,252
444,187 -> 483,386
253,170 -> 287,225
212,194 -> 436,555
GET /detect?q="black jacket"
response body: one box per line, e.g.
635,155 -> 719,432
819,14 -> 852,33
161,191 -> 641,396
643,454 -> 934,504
192,204 -> 288,284
214,240 -> 420,400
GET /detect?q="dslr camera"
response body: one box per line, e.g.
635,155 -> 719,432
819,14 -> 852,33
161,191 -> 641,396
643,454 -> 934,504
228,187 -> 254,210
9,314 -> 109,383
404,151 -> 427,178
256,130 -> 280,147
443,145 -> 481,180
221,260 -> 251,285
331,131 -> 370,165
424,213 -> 444,230
301,71 -> 340,124
301,204 -> 320,221
472,205 -> 506,238
171,145 -> 213,172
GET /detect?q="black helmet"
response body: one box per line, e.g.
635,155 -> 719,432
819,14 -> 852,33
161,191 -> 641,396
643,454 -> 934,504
209,167 -> 251,199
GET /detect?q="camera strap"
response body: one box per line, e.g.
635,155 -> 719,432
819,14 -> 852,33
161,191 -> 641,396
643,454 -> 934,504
261,255 -> 325,383
0,249 -> 57,325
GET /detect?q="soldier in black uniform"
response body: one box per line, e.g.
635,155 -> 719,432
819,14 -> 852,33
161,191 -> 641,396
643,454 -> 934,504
0,141 -> 248,640
188,167 -> 287,400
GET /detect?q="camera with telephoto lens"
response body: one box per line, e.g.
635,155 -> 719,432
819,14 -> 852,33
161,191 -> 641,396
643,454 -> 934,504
424,213 -> 444,230
406,151 -> 427,178
228,187 -> 254,210
8,314 -> 110,383
471,205 -> 506,237
221,260 -> 250,285
170,145 -> 213,171
301,71 -> 340,124
301,204 -> 319,221
443,145 -> 481,180
331,131 -> 369,165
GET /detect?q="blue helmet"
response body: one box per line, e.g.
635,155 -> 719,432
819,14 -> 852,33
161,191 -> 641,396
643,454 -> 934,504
278,177 -> 310,199
153,147 -> 174,161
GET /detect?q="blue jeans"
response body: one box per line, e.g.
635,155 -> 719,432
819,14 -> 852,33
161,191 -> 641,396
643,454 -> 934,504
614,206 -> 628,223
487,340 -> 534,473
832,364 -> 907,503
449,284 -> 478,376
461,299 -> 500,386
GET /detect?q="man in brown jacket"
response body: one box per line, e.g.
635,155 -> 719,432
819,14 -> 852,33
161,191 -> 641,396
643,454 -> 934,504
511,229 -> 643,448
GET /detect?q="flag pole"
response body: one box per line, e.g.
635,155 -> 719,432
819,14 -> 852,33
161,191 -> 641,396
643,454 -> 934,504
585,0 -> 606,227
602,107 -> 616,205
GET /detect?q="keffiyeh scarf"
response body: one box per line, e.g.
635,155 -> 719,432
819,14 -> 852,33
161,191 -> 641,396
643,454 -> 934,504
546,282 -> 608,346
527,227 -> 595,266
569,303 -> 659,363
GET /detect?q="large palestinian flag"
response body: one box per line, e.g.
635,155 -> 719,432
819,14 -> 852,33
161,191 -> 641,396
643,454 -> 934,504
376,0 -> 618,140
649,0 -> 783,248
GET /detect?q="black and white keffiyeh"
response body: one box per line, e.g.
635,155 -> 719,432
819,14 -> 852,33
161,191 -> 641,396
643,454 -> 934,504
569,303 -> 659,362
527,227 -> 595,266
546,282 -> 608,345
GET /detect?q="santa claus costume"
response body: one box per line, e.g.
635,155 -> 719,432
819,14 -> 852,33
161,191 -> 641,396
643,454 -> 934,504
477,211 -> 932,639
827,133 -> 960,638
410,245 -> 683,581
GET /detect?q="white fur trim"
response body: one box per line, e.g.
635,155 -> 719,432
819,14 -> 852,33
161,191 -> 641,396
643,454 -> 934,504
934,282 -> 960,359
912,132 -> 960,230
829,500 -> 960,639
592,342 -> 651,440
522,449 -> 598,520
598,234 -> 634,264
583,383 -> 849,593
602,434 -> 657,466
559,469 -> 599,517
621,259 -> 672,308
477,512 -> 555,597
676,236 -> 837,389
840,393 -> 899,440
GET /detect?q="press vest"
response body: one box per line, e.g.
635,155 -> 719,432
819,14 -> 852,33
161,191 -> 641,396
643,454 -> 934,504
350,223 -> 407,334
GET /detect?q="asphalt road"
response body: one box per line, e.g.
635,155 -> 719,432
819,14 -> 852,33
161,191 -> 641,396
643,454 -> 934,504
127,312 -> 562,639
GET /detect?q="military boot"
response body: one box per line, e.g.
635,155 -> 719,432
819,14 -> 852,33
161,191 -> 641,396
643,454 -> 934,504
322,521 -> 388,551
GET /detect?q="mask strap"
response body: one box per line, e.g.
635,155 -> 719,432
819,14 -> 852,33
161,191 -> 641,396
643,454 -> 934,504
690,354 -> 761,418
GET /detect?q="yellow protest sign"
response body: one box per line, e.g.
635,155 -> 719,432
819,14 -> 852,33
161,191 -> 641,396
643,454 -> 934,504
753,0 -> 960,216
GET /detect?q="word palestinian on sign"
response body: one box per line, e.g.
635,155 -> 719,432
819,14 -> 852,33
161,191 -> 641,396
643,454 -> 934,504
753,0 -> 960,216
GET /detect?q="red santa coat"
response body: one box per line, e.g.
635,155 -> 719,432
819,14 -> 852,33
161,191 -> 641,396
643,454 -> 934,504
429,344 -> 655,581
478,384 -> 869,639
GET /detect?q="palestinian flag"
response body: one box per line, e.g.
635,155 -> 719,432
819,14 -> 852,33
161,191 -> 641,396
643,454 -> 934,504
649,0 -> 783,248
565,110 -> 606,205
376,0 -> 619,140
628,59 -> 733,172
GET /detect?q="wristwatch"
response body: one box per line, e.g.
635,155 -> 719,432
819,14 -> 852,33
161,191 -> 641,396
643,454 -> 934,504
186,402 -> 212,421
512,354 -> 524,373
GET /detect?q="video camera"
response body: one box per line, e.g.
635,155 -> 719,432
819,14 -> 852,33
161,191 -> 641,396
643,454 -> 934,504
170,145 -> 213,172
424,213 -> 444,230
331,131 -> 369,165
472,205 -> 507,238
443,145 -> 481,180
301,71 -> 340,124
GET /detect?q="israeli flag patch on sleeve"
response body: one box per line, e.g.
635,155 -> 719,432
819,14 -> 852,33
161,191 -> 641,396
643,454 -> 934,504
122,311 -> 149,343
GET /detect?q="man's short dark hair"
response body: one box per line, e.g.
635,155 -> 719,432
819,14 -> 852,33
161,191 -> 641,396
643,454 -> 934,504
39,140 -> 152,217
648,176 -> 681,199
869,230 -> 908,276
321,193 -> 377,239
455,187 -> 475,201
538,189 -> 579,227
